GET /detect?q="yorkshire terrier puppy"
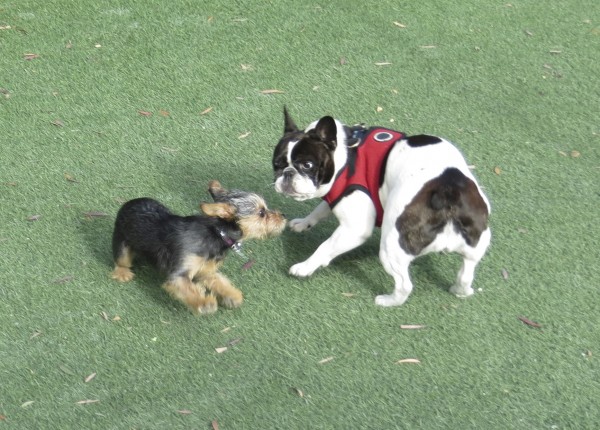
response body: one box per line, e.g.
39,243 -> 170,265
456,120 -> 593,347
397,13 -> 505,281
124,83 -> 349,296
111,181 -> 286,314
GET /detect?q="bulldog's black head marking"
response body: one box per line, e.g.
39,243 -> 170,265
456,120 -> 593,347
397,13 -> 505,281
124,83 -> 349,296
273,108 -> 339,187
406,135 -> 442,147
291,135 -> 336,186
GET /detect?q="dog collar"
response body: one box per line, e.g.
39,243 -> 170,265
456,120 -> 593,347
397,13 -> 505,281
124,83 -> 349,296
216,227 -> 255,269
346,125 -> 369,148
217,227 -> 242,252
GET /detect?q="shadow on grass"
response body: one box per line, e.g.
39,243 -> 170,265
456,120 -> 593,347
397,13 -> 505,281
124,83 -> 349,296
279,222 -> 457,297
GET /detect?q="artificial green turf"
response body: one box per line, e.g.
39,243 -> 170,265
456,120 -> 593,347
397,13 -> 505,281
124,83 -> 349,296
1,0 -> 599,428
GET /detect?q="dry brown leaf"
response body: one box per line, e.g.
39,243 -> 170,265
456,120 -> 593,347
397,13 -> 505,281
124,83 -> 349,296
30,330 -> 43,339
159,110 -> 170,117
518,316 -> 542,328
260,89 -> 284,94
212,420 -> 220,430
84,372 -> 97,383
221,326 -> 232,333
396,358 -> 421,364
339,57 -> 347,65
64,173 -> 77,183
342,292 -> 356,298
66,40 -> 73,49
177,410 -> 193,415
549,50 -> 562,55
238,131 -> 251,139
138,110 -> 152,117
51,119 -> 64,127
0,25 -> 12,30
215,347 -> 228,354
100,311 -> 109,321
112,315 -> 121,322
53,275 -> 74,284
393,21 -> 406,28
240,64 -> 252,71
570,150 -> 581,158
376,106 -> 384,113
400,324 -> 426,330
291,387 -> 304,398
558,150 -> 567,157
318,356 -> 334,365
27,215 -> 41,222
24,53 -> 39,60
375,62 -> 392,66
228,338 -> 243,346
59,365 -> 75,375
161,147 -> 179,153
0,88 -> 10,98
83,211 -> 108,218
76,399 -> 100,405
21,401 -> 34,408
200,107 -> 213,115
501,268 -> 509,280
524,29 -> 534,36
0,414 -> 6,421
494,166 -> 502,175
420,45 -> 436,49
242,259 -> 255,270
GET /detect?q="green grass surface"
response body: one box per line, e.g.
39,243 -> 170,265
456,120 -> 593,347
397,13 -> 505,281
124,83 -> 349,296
1,0 -> 599,428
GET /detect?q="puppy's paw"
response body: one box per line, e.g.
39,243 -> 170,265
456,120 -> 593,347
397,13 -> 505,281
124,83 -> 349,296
375,294 -> 407,307
289,218 -> 313,233
449,285 -> 474,298
111,267 -> 134,283
289,261 -> 317,277
196,295 -> 218,314
220,289 -> 244,309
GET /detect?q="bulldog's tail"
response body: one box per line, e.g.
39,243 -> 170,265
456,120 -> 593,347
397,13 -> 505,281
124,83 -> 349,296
429,168 -> 468,211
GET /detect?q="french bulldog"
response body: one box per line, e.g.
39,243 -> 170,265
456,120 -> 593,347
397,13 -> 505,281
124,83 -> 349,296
272,108 -> 491,306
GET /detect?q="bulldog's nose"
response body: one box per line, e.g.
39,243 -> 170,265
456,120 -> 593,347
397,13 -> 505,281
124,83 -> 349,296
283,167 -> 295,179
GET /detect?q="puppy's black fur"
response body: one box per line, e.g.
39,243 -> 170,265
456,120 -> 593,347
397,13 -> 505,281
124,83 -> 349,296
112,198 -> 240,273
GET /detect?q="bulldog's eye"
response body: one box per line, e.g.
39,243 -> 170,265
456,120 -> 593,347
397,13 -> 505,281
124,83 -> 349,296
259,208 -> 266,218
300,161 -> 314,171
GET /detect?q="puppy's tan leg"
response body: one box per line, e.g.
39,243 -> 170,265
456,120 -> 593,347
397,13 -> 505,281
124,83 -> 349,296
111,246 -> 135,282
162,276 -> 218,314
205,273 -> 243,309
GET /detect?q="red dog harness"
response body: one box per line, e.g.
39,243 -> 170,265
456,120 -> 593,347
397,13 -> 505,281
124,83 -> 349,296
323,127 -> 405,227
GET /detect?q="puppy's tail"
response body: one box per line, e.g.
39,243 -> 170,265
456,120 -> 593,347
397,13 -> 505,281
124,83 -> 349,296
428,168 -> 468,211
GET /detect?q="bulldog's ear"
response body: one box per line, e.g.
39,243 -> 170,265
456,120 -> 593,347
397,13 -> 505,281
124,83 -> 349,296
283,106 -> 299,133
314,116 -> 337,149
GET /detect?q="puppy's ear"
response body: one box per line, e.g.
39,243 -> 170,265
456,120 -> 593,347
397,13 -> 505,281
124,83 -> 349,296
208,180 -> 227,201
283,106 -> 299,133
314,116 -> 337,150
200,203 -> 237,220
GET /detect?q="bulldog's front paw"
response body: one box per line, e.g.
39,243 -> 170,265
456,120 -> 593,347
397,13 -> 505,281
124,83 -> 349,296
289,261 -> 317,277
449,284 -> 474,298
289,218 -> 313,233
